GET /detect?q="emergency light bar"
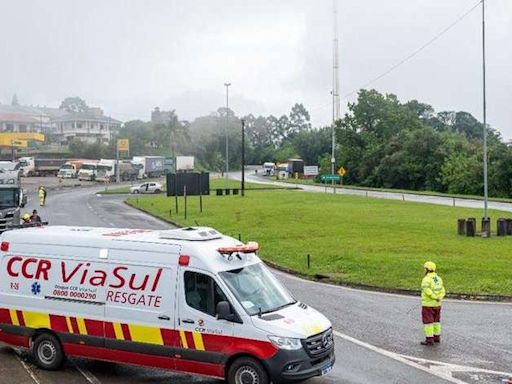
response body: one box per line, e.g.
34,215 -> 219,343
217,241 -> 259,255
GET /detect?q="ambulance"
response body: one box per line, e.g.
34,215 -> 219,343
0,226 -> 335,384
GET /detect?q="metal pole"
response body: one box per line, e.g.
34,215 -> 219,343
224,82 -> 231,188
111,116 -> 120,183
481,0 -> 488,221
241,119 -> 245,196
331,0 -> 340,194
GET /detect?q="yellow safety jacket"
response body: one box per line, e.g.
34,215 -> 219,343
421,272 -> 445,307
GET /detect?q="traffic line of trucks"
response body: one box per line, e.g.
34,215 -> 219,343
18,156 -> 194,182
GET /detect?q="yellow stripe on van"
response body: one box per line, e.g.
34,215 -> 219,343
129,324 -> 163,345
113,322 -> 124,340
179,330 -> 188,349
76,318 -> 88,335
192,332 -> 205,351
9,310 -> 19,326
23,311 -> 50,329
65,317 -> 74,333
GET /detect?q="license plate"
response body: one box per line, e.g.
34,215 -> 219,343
321,365 -> 333,376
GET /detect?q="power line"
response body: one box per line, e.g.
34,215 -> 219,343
342,0 -> 482,99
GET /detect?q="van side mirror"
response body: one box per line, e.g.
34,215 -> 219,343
216,301 -> 235,321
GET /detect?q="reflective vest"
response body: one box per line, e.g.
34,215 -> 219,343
421,272 -> 445,307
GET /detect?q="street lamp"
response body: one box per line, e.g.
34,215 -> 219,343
481,0 -> 489,234
224,82 -> 231,187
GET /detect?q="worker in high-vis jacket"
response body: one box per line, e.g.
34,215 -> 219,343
421,261 -> 445,345
38,186 -> 46,206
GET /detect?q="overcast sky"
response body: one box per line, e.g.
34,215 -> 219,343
0,0 -> 510,137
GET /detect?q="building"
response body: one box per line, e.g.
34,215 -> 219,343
51,108 -> 121,145
151,107 -> 173,124
0,105 -> 58,134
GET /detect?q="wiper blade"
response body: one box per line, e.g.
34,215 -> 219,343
258,301 -> 297,316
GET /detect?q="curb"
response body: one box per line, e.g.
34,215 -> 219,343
124,198 -> 512,303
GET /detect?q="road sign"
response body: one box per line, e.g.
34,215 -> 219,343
304,166 -> 319,176
320,174 -> 341,182
117,139 -> 129,152
337,167 -> 346,177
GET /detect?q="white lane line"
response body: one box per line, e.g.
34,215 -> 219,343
402,355 -> 512,377
332,330 -> 468,384
71,360 -> 102,384
14,352 -> 41,384
272,268 -> 512,306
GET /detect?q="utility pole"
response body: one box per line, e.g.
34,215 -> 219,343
111,116 -> 120,184
224,82 -> 231,188
241,119 -> 245,197
481,0 -> 489,225
331,0 -> 341,193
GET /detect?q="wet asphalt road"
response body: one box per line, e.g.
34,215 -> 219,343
0,186 -> 510,384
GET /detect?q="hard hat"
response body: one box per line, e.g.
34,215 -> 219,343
22,213 -> 30,221
424,261 -> 436,272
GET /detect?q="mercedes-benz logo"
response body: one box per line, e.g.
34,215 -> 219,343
322,331 -> 333,348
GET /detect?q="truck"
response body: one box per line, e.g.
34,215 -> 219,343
0,170 -> 26,231
78,161 -> 99,181
132,156 -> 165,179
57,160 -> 86,179
19,157 -> 68,177
175,156 -> 194,172
95,159 -> 139,182
0,226 -> 334,383
262,162 -> 275,176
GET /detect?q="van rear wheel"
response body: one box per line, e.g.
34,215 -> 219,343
32,333 -> 65,370
228,357 -> 269,384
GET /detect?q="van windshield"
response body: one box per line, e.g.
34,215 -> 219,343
220,263 -> 296,316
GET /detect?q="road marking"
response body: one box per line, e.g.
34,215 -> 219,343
402,355 -> 512,378
71,360 -> 102,384
332,330 -> 468,384
14,352 -> 41,384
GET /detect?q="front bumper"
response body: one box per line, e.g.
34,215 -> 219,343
263,345 -> 335,383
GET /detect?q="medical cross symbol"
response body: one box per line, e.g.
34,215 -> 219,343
31,282 -> 41,295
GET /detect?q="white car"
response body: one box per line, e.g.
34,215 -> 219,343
129,182 -> 162,194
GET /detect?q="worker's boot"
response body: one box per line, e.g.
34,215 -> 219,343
433,335 -> 441,343
420,337 -> 434,346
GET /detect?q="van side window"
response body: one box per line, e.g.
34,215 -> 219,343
184,271 -> 227,317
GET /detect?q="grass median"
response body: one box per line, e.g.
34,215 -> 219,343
126,190 -> 512,297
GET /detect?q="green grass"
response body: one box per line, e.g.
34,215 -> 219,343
99,178 -> 287,194
127,189 -> 512,297
278,178 -> 512,203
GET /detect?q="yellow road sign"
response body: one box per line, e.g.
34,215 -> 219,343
337,167 -> 346,177
117,139 -> 129,152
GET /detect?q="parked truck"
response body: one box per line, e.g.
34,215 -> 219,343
175,156 -> 194,172
95,159 -> 139,182
57,160 -> 86,179
19,157 -> 68,177
132,156 -> 165,179
0,170 -> 26,231
78,161 -> 99,181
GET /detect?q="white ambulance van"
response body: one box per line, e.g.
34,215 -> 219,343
0,226 -> 334,384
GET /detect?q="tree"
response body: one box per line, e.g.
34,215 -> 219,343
288,103 -> 311,136
11,94 -> 19,106
59,97 -> 89,113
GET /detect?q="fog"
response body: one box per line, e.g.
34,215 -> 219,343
0,0 -> 510,137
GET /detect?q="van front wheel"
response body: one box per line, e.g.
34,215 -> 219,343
32,333 -> 65,370
228,357 -> 269,384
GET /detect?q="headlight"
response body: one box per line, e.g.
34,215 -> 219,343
268,336 -> 303,350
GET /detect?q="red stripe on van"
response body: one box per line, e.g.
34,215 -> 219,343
160,328 -> 176,346
121,323 -> 131,341
16,311 -> 25,327
70,317 -> 80,334
185,331 -> 194,349
202,334 -> 278,360
104,322 -> 116,339
84,319 -> 103,337
49,315 -> 68,332
0,309 -> 11,324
